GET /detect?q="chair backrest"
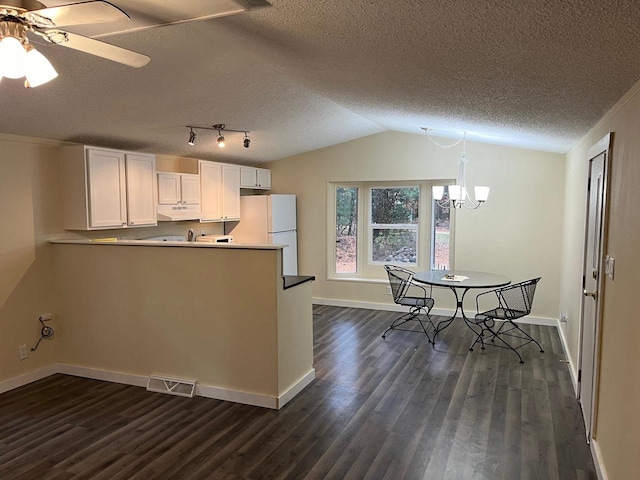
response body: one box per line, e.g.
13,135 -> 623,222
498,277 -> 541,316
384,265 -> 413,304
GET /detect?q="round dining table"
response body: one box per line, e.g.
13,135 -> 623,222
412,269 -> 510,344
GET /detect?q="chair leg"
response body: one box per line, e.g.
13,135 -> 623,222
505,320 -> 545,352
381,306 -> 433,344
487,324 -> 524,363
469,324 -> 487,351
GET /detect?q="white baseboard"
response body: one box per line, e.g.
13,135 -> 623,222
590,439 -> 609,480
278,368 -> 315,409
57,364 -> 149,388
196,383 -> 277,409
313,297 -> 557,326
1,363 -> 310,410
0,364 -> 59,395
556,320 -> 579,394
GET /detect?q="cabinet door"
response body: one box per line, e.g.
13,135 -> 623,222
180,174 -> 201,204
86,149 -> 127,229
200,161 -> 223,221
125,154 -> 157,227
240,166 -> 257,187
158,173 -> 181,204
256,168 -> 271,189
222,164 -> 241,220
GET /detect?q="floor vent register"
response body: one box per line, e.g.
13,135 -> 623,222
146,375 -> 196,398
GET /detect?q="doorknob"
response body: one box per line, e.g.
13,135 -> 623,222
583,290 -> 598,300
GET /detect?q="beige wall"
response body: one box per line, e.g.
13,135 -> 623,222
0,135 -> 63,383
267,131 -> 565,320
52,244 -> 283,396
562,80 -> 640,480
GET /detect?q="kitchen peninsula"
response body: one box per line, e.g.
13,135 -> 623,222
50,240 -> 315,409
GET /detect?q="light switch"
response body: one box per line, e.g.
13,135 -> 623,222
605,255 -> 615,280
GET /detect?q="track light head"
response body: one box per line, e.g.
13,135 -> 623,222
188,129 -> 196,146
243,133 -> 251,149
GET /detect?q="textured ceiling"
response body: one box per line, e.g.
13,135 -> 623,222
2,0 -> 640,163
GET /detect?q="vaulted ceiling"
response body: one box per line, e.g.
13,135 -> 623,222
2,0 -> 640,164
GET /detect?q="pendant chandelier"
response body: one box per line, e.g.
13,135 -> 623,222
423,128 -> 490,209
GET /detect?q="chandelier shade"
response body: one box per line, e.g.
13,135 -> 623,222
424,129 -> 490,209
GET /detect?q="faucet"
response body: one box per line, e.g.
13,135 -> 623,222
187,229 -> 194,242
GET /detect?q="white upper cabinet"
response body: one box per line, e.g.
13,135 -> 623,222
240,166 -> 271,189
60,146 -> 157,230
199,161 -> 241,222
180,174 -> 201,204
200,161 -> 223,221
125,154 -> 157,227
222,164 -> 241,220
157,173 -> 200,205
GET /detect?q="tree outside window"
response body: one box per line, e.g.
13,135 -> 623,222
370,186 -> 419,265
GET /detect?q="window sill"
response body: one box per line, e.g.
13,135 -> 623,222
327,276 -> 388,285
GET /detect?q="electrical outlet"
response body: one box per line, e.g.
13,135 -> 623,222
560,313 -> 568,323
200,229 -> 206,235
19,345 -> 28,361
386,286 -> 392,295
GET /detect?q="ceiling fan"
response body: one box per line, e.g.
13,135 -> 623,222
0,0 -> 148,87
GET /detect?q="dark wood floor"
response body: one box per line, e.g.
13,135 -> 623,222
0,306 -> 596,480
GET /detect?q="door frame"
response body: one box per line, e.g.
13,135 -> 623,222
576,133 -> 612,442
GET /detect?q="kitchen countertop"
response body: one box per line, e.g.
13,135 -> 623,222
283,275 -> 316,290
49,239 -> 283,250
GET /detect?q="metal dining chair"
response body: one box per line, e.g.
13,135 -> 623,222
382,265 -> 436,343
469,277 -> 543,363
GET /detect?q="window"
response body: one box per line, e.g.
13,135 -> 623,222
335,186 -> 358,274
432,186 -> 451,270
370,186 -> 419,265
330,181 -> 453,279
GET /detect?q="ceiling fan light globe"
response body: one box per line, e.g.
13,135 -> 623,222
24,47 -> 58,87
0,36 -> 27,79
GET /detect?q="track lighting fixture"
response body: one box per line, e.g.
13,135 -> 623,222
185,123 -> 253,150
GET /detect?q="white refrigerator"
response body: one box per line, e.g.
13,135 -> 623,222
230,194 -> 298,275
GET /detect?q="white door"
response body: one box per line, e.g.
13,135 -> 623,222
157,173 -> 181,204
125,154 -> 157,227
579,135 -> 609,441
86,149 -> 126,229
200,161 -> 223,221
222,164 -> 241,220
180,174 -> 201,205
269,194 -> 297,233
271,230 -> 298,275
256,168 -> 271,189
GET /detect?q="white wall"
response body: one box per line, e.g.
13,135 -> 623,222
560,79 -> 640,480
266,131 -> 565,320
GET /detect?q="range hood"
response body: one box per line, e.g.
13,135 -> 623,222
157,205 -> 202,222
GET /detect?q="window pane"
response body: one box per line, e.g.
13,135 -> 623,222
433,187 -> 450,269
372,229 -> 417,264
336,187 -> 358,273
371,187 -> 419,224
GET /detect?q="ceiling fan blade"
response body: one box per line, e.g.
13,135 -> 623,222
45,30 -> 149,68
26,1 -> 129,28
